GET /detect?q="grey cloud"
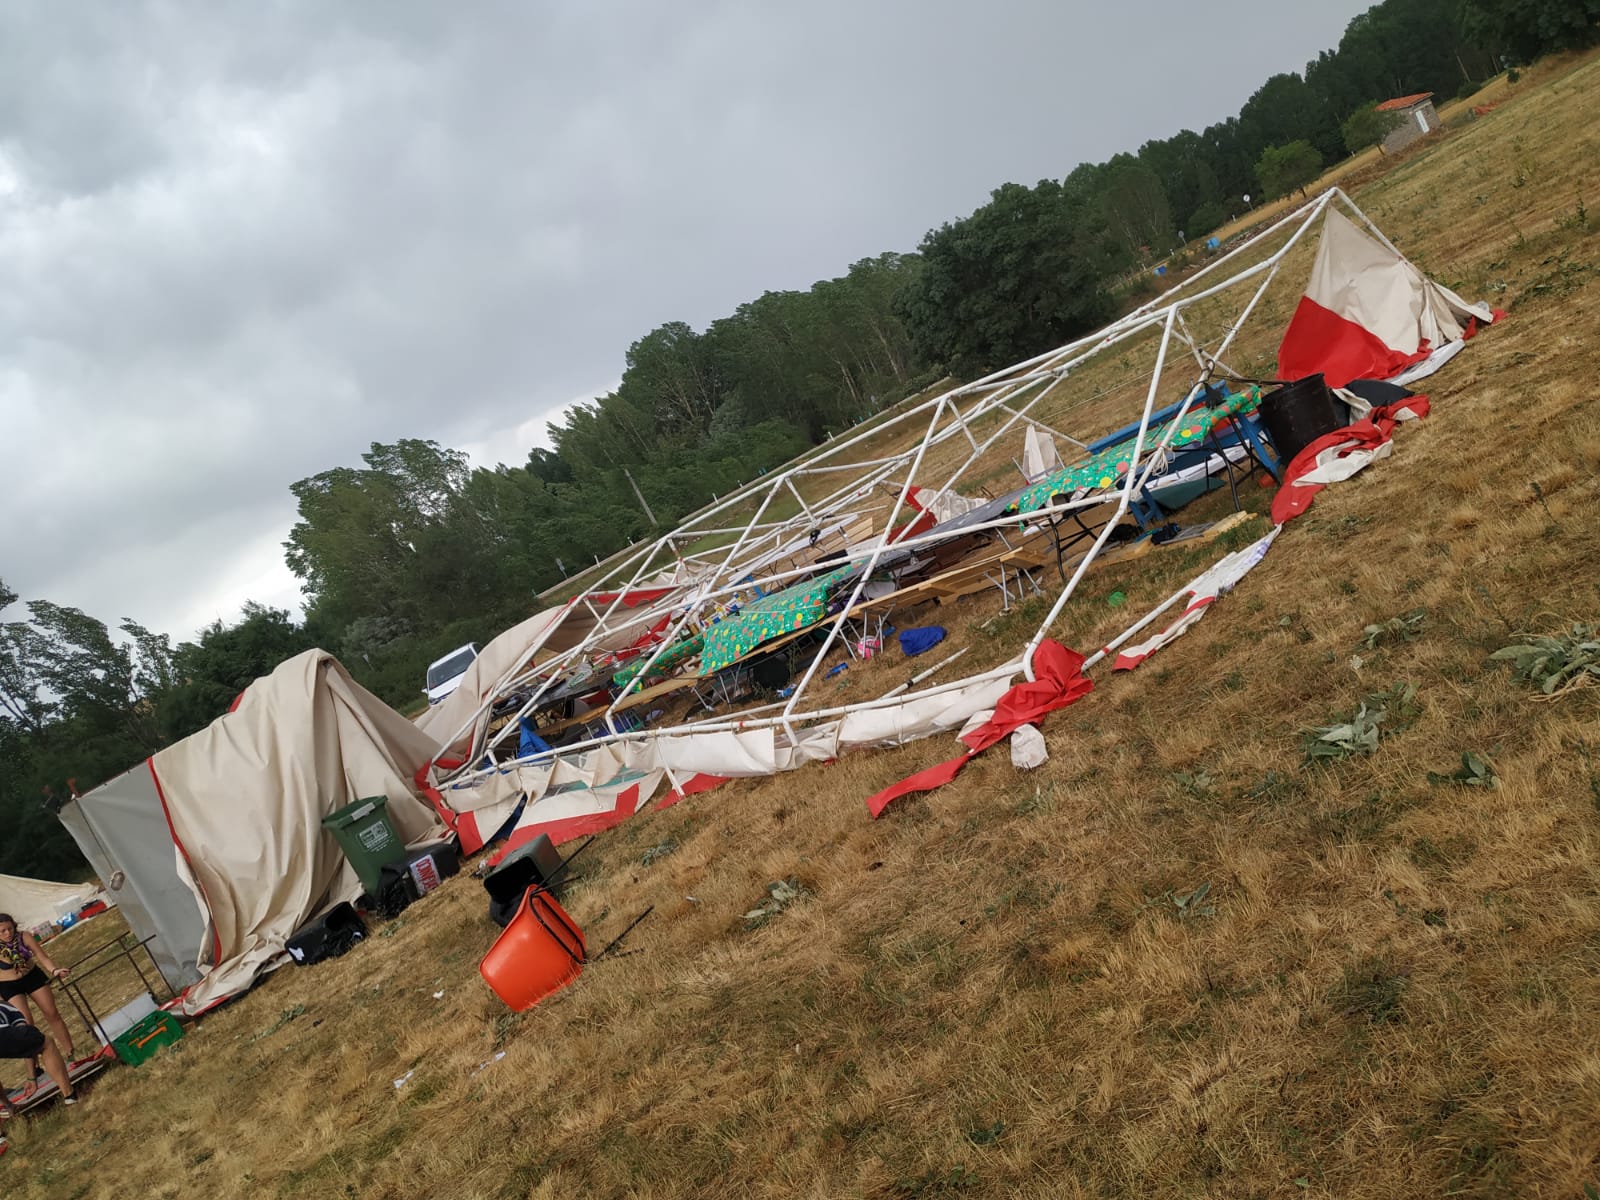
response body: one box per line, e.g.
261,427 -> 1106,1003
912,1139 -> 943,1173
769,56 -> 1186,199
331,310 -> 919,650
0,0 -> 1366,639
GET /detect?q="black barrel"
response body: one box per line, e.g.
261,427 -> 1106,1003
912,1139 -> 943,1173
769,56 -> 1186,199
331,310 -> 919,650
1258,374 -> 1347,464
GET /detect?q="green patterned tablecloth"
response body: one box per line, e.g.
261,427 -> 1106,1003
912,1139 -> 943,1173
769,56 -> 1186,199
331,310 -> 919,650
612,631 -> 705,690
1011,390 -> 1259,516
698,564 -> 859,676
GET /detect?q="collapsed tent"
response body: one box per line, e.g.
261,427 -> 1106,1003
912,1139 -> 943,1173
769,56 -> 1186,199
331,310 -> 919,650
417,589 -> 684,766
60,650 -> 446,1013
410,187 -> 1496,867
0,873 -> 103,932
1278,208 -> 1499,387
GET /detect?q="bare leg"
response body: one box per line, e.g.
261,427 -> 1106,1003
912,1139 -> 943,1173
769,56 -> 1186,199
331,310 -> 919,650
29,986 -> 75,1062
35,1036 -> 71,1100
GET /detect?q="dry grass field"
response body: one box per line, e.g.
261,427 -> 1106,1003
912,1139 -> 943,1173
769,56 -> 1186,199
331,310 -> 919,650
7,48 -> 1600,1200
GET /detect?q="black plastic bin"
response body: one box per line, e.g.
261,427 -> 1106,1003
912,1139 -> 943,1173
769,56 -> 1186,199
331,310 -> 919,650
1258,373 -> 1348,465
285,902 -> 367,966
484,834 -> 568,927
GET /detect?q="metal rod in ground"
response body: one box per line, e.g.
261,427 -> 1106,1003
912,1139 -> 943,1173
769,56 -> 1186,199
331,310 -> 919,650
545,835 -> 596,888
595,905 -> 655,961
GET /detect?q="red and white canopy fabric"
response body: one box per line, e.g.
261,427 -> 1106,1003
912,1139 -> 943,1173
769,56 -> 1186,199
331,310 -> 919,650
1112,530 -> 1279,672
1269,396 -> 1431,525
1278,208 -> 1497,388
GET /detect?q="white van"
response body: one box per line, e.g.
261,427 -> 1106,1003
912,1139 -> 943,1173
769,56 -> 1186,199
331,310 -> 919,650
423,643 -> 479,706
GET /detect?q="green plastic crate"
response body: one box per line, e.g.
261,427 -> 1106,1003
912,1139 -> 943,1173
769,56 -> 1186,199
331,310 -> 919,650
111,1010 -> 185,1066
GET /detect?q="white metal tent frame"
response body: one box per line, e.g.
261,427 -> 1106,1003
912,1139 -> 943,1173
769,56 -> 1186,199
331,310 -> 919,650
436,187 -> 1394,796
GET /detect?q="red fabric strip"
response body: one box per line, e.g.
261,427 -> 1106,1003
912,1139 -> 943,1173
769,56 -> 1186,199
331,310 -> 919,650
487,784 -> 644,862
864,640 -> 1092,818
1276,295 -> 1431,388
658,772 -> 730,810
1269,397 -> 1430,525
412,761 -> 461,837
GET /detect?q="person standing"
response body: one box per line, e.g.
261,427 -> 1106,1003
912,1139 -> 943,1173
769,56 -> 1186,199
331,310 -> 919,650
0,914 -> 78,1088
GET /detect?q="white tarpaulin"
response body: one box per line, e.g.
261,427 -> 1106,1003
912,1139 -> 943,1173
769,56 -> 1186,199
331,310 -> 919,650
1022,427 -> 1063,481
456,668 -> 1019,855
1113,529 -> 1279,671
0,873 -> 102,932
59,764 -> 208,991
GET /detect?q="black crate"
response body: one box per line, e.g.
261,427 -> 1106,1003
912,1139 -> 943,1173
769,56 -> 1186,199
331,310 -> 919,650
285,902 -> 367,966
373,842 -> 462,917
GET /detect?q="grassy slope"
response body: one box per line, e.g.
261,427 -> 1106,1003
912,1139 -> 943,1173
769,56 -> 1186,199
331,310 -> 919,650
8,51 -> 1600,1200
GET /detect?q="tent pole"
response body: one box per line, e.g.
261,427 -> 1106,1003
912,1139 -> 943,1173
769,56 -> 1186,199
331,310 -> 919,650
1021,307 -> 1178,682
780,397 -> 953,722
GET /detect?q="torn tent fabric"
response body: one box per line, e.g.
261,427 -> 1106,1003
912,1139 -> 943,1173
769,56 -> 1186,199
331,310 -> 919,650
1269,397 -> 1430,525
1111,529 -> 1279,671
864,640 -> 1093,818
487,768 -> 668,864
1277,208 -> 1498,388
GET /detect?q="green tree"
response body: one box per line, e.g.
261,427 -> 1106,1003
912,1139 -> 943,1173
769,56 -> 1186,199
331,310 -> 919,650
285,439 -> 481,633
1461,0 -> 1600,61
1342,102 -> 1405,153
1240,73 -> 1343,164
1187,201 -> 1227,238
161,603 -> 316,739
1256,141 -> 1325,200
894,180 -> 1112,378
1138,132 -> 1222,235
0,580 -> 185,879
1098,155 -> 1175,260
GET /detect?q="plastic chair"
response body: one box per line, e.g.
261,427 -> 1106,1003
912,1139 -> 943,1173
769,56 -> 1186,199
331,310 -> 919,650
479,886 -> 586,1011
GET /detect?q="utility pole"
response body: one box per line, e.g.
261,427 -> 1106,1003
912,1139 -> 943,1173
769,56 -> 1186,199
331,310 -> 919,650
622,467 -> 658,527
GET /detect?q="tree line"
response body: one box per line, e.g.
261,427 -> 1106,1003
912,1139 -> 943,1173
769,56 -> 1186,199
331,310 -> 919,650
3,0 -> 1593,881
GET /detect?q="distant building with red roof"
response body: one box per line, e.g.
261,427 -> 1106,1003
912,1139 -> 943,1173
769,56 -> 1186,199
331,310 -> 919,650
1376,92 -> 1440,155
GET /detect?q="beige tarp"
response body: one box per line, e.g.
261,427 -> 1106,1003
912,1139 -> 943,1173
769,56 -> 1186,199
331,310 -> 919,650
417,593 -> 686,763
0,873 -> 103,932
152,650 -> 445,1012
413,604 -> 574,751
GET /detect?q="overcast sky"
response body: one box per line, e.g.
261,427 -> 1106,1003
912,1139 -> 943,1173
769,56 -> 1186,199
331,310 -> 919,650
0,0 -> 1369,643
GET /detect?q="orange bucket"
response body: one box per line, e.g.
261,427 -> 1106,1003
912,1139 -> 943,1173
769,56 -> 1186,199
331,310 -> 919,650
479,886 -> 586,1011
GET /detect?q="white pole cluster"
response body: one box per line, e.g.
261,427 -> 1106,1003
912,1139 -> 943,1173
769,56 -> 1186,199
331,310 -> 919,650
440,189 -> 1384,787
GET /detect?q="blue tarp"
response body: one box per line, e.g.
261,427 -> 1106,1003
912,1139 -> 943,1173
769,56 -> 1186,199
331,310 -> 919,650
899,627 -> 947,657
